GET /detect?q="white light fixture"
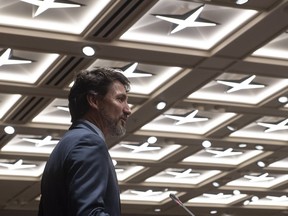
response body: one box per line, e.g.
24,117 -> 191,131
278,96 -> 288,103
233,190 -> 241,195
235,0 -> 248,5
202,140 -> 212,148
82,46 -> 95,56
156,101 -> 166,110
243,200 -> 250,205
251,196 -> 259,202
4,126 -> 15,134
257,161 -> 266,168
212,182 -> 220,187
147,136 -> 157,144
255,145 -> 264,150
238,143 -> 247,148
210,210 -> 217,214
227,125 -> 237,131
112,159 -> 117,166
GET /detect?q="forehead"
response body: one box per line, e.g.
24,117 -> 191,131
107,80 -> 127,96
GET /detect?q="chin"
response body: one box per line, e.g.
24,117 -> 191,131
110,125 -> 126,137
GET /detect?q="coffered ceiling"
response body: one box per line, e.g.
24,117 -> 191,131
0,0 -> 288,216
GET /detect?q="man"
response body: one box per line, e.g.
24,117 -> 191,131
38,67 -> 131,216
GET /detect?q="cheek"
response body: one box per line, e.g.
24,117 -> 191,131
107,103 -> 122,116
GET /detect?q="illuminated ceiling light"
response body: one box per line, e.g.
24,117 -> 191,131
156,101 -> 166,110
278,96 -> 288,103
238,143 -> 247,148
202,140 -> 211,148
121,62 -> 153,78
257,118 -> 288,133
20,0 -> 82,17
257,161 -> 266,167
130,189 -> 163,197
164,110 -> 208,125
205,148 -> 243,158
57,106 -> 69,112
153,5 -> 217,34
244,172 -> 274,182
251,196 -> 259,202
147,136 -> 157,144
166,168 -> 200,178
154,208 -> 161,212
235,0 -> 248,5
112,159 -> 117,166
233,190 -> 241,195
21,135 -> 58,147
210,210 -> 217,214
0,48 -> 32,66
217,74 -> 265,93
120,142 -> 161,153
0,159 -> 36,170
4,126 -> 15,134
227,125 -> 237,131
255,145 -> 264,150
82,46 -> 95,56
212,182 -> 220,187
243,200 -> 250,205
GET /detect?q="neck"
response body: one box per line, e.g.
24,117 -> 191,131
83,111 -> 108,138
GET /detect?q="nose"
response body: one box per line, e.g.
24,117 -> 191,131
124,102 -> 131,116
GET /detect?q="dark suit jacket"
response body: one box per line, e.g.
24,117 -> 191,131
38,120 -> 121,216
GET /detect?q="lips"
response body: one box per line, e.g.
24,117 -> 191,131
120,117 -> 127,125
121,115 -> 128,122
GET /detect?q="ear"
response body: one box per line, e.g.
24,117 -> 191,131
86,94 -> 99,110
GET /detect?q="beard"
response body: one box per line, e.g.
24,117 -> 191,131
99,107 -> 126,137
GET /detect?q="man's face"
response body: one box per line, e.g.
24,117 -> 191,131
99,80 -> 131,137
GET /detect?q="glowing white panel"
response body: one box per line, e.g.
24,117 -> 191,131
32,98 -> 71,125
88,59 -> 182,95
187,193 -> 247,205
110,141 -> 181,161
120,189 -> 178,204
182,149 -> 263,166
145,169 -> 221,185
225,174 -> 288,189
189,73 -> 288,105
0,49 -> 59,83
115,165 -> 145,182
0,94 -> 21,119
252,32 -> 288,60
0,0 -> 111,34
230,117 -> 288,141
1,134 -> 58,155
141,108 -> 236,135
0,159 -> 45,178
120,0 -> 257,50
247,196 -> 288,208
268,158 -> 288,170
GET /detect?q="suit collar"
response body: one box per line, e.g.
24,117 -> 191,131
70,119 -> 105,142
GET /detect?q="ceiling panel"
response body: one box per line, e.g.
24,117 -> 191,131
0,0 -> 288,216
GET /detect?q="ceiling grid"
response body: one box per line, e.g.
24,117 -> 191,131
0,0 -> 288,216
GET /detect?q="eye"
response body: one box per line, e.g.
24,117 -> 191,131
116,95 -> 126,102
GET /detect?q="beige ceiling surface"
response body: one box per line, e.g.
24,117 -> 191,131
0,0 -> 288,216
